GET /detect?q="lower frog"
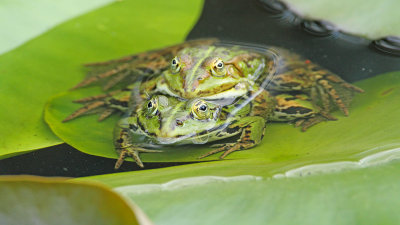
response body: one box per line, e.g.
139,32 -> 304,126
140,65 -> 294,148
114,89 -> 332,168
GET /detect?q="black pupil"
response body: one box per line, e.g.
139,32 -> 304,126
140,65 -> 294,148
147,101 -> 153,108
172,59 -> 176,65
217,62 -> 223,68
199,105 -> 207,111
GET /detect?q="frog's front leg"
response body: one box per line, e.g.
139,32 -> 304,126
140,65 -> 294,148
270,57 -> 363,115
198,116 -> 266,159
113,117 -> 162,169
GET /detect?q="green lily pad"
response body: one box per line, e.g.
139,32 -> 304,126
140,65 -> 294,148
45,72 -> 400,168
0,0 -> 203,159
91,160 -> 400,225
0,0 -> 113,55
0,176 -> 151,225
283,0 -> 400,39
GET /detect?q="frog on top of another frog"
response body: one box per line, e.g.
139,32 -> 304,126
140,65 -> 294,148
64,39 -> 363,122
64,39 -> 364,168
113,87 -> 331,168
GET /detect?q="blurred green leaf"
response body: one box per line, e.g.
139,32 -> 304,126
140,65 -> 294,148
0,0 -> 113,54
45,72 -> 400,168
0,0 -> 204,159
0,176 -> 152,225
102,160 -> 400,225
283,0 -> 400,39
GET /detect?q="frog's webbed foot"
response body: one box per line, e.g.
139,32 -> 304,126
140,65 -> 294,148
198,142 -> 251,160
294,112 -> 337,131
62,90 -> 127,122
311,72 -> 364,116
115,146 -> 163,169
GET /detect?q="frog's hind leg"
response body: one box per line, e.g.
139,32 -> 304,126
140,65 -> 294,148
272,93 -> 337,131
270,54 -> 363,116
74,39 -> 219,90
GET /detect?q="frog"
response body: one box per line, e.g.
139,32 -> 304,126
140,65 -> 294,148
63,39 -> 363,122
113,88 -> 330,168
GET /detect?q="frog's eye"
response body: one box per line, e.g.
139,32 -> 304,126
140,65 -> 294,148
211,58 -> 226,77
145,97 -> 158,116
170,56 -> 181,74
192,99 -> 211,120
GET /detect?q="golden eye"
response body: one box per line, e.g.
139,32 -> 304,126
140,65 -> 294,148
171,56 -> 181,74
211,58 -> 226,77
145,97 -> 158,116
192,99 -> 210,120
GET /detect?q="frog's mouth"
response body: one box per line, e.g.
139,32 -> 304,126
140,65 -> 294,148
157,134 -> 200,145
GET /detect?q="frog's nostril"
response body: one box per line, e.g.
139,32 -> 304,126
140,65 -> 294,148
176,120 -> 183,126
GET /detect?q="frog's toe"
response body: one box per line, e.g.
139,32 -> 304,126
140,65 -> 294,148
316,80 -> 350,116
315,75 -> 364,116
114,147 -> 162,169
198,143 -> 234,159
63,101 -> 106,122
199,142 -> 250,159
72,64 -> 130,89
295,113 -> 336,132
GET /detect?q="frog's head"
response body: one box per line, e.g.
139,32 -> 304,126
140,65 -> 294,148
163,46 -> 246,99
139,95 -> 222,144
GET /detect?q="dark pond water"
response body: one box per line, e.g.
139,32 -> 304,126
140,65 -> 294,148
1,0 -> 399,177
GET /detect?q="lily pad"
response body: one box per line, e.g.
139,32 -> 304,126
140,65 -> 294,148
90,160 -> 400,225
0,0 -> 203,159
0,176 -> 151,225
45,72 -> 400,169
0,0 -> 113,54
283,0 -> 400,39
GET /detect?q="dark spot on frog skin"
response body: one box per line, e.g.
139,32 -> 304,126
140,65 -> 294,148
226,125 -> 240,134
281,106 -> 313,115
129,124 -> 138,131
108,99 -> 128,108
283,96 -> 297,101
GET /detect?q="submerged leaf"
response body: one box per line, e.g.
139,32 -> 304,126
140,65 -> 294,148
0,176 -> 152,225
103,160 -> 400,225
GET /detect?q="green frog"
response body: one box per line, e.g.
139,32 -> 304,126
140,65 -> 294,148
113,89 -> 330,168
64,39 -> 363,122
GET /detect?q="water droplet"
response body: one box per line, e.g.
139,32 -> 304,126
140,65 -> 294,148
372,36 -> 400,56
257,0 -> 287,14
301,20 -> 336,37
